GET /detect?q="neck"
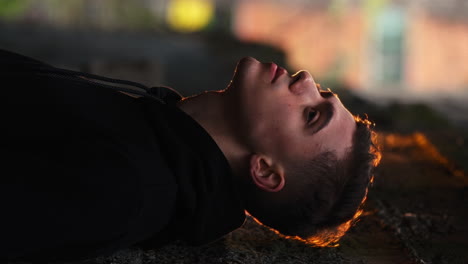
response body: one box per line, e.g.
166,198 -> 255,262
176,91 -> 250,182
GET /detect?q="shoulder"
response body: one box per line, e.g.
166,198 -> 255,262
147,86 -> 183,105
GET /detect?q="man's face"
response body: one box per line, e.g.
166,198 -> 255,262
225,57 -> 356,166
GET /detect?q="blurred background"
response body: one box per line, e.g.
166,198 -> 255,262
1,0 -> 467,263
1,0 -> 467,126
1,0 -> 467,96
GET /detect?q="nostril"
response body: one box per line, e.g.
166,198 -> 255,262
320,91 -> 335,98
289,73 -> 307,95
289,70 -> 316,95
290,72 -> 301,86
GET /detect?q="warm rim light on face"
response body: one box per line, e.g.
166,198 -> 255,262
242,115 -> 381,248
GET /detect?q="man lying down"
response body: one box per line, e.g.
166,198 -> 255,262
0,49 -> 380,262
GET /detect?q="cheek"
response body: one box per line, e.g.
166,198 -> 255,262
264,103 -> 302,154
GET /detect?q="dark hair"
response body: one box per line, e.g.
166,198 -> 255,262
246,116 -> 381,246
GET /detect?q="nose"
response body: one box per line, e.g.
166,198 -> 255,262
320,90 -> 335,98
289,70 -> 317,96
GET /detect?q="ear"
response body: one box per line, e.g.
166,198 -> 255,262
249,154 -> 285,192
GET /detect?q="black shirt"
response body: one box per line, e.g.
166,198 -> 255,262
0,49 -> 245,262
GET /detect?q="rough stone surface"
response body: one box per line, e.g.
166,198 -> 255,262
1,24 -> 467,264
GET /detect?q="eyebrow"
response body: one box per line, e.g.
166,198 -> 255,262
310,102 -> 334,135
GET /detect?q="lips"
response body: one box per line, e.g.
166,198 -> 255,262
271,64 -> 287,83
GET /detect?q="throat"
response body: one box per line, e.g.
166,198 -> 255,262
177,90 -> 248,182
177,91 -> 224,131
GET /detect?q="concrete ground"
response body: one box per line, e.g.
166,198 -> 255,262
2,23 -> 467,264
49,131 -> 463,264
7,131 -> 457,264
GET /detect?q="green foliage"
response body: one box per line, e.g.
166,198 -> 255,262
112,0 -> 158,30
0,0 -> 31,20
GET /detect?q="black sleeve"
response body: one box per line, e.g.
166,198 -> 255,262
0,49 -> 178,262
